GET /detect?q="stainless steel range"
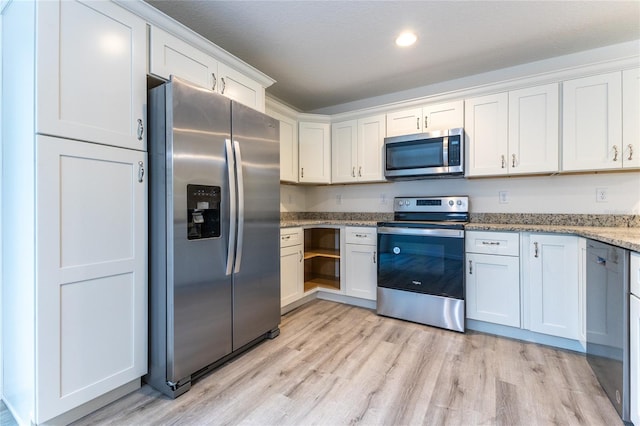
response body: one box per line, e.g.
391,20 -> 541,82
377,196 -> 468,332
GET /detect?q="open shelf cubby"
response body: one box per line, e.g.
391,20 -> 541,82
303,228 -> 340,292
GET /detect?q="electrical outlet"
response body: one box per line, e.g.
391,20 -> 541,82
596,187 -> 608,203
499,191 -> 509,204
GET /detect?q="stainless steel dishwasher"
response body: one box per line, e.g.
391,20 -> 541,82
586,239 -> 630,424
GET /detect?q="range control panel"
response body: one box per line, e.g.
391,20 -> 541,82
394,196 -> 469,213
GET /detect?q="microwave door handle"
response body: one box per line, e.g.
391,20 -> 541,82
442,136 -> 449,167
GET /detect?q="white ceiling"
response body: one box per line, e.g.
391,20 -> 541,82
146,1 -> 640,113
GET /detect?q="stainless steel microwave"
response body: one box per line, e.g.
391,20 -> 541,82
384,128 -> 464,179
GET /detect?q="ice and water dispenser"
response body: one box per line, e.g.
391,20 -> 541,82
187,184 -> 221,240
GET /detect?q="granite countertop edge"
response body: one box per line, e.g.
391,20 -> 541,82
281,220 -> 640,252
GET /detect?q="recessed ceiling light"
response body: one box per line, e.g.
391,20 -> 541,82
395,32 -> 417,47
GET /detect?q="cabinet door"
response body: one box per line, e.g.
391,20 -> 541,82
299,121 -> 331,183
465,93 -> 509,176
562,72 -> 622,171
466,253 -> 520,327
345,244 -> 377,301
36,136 -> 147,423
218,63 -> 266,112
357,114 -> 386,182
280,245 -> 304,307
527,234 -> 579,339
331,120 -> 358,183
37,1 -> 146,151
149,25 -> 218,91
623,68 -> 640,169
631,294 -> 640,426
508,84 -> 559,174
277,114 -> 299,183
423,100 -> 464,132
386,107 -> 422,137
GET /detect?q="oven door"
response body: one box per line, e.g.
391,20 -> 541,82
377,226 -> 464,299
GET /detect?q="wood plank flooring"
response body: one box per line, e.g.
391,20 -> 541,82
5,300 -> 624,425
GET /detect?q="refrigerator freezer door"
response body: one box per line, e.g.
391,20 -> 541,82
231,101 -> 281,350
168,78 -> 233,383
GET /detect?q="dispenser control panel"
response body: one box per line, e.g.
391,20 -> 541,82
187,184 -> 221,240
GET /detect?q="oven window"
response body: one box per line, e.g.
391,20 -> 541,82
377,232 -> 464,299
385,138 -> 444,170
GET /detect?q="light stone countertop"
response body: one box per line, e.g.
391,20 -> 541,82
281,218 -> 640,252
465,223 -> 640,252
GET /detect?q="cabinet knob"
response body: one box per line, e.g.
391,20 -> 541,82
613,145 -> 619,162
137,119 -> 144,141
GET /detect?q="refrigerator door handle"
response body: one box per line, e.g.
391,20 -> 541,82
233,140 -> 245,273
225,139 -> 237,276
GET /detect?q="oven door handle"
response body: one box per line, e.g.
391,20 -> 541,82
377,227 -> 464,238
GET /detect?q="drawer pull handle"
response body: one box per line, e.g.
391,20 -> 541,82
212,73 -> 217,91
469,260 -> 473,275
512,154 -> 516,168
352,166 -> 356,177
534,242 -> 539,258
416,117 -> 420,130
373,251 -> 376,264
629,144 -> 634,161
613,145 -> 619,162
481,241 -> 500,246
501,155 -> 505,169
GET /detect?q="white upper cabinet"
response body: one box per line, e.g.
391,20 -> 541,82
149,25 -> 219,91
562,71 -> 623,171
623,68 -> 640,169
508,84 -> 559,174
149,26 -> 266,112
37,0 -> 147,151
466,84 -> 559,177
276,114 -> 299,183
299,121 -> 331,183
332,114 -> 386,183
465,93 -> 509,176
386,100 -> 463,137
357,114 -> 386,181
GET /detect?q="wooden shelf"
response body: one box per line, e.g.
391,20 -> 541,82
304,248 -> 340,260
304,276 -> 340,292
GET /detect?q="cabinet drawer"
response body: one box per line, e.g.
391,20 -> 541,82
631,252 -> 640,297
465,231 -> 519,256
345,226 -> 376,245
280,227 -> 303,248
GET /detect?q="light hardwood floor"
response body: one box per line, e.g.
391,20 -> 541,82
5,300 -> 624,425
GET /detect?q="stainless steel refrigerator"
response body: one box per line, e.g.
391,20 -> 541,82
145,77 -> 280,398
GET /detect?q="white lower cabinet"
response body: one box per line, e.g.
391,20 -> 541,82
523,233 -> 580,340
465,231 -> 520,327
345,227 -> 377,301
36,136 -> 147,423
280,228 -> 304,307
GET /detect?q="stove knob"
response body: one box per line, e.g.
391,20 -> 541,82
448,200 -> 454,206
457,200 -> 462,206
397,200 -> 404,207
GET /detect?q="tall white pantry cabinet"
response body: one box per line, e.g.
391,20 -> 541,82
2,1 -> 148,425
